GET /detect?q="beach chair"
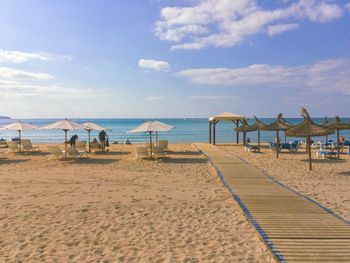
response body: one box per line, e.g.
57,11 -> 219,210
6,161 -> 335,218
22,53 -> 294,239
66,147 -> 86,159
0,149 -> 9,159
75,141 -> 87,154
136,147 -> 149,159
6,141 -> 20,153
89,142 -> 101,152
21,139 -> 39,152
316,148 -> 337,159
289,141 -> 300,153
153,146 -> 166,159
47,146 -> 65,160
158,140 -> 168,152
245,144 -> 260,153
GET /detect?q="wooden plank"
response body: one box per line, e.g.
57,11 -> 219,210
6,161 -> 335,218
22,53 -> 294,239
195,143 -> 350,263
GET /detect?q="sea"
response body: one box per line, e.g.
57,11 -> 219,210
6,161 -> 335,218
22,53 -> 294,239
0,118 -> 349,144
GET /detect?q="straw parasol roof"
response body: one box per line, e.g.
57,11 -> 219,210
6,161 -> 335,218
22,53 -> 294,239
250,116 -> 266,130
285,108 -> 334,170
260,113 -> 292,131
285,109 -> 333,138
235,120 -> 255,132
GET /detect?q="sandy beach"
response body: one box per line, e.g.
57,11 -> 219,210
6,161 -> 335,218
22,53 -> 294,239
219,144 -> 350,221
0,143 -> 274,262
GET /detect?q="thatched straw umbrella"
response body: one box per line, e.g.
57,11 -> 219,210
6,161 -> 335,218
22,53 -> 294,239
235,120 -> 253,145
285,108 -> 333,170
260,113 -> 293,159
250,116 -> 266,146
325,116 -> 350,159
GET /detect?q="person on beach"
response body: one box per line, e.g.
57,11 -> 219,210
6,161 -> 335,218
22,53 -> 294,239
69,134 -> 78,147
340,136 -> 346,142
99,130 -> 108,151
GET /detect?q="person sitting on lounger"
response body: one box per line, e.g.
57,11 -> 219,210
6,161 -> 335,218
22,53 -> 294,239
69,134 -> 78,147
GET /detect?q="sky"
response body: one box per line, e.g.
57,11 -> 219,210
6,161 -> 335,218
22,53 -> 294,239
0,0 -> 350,118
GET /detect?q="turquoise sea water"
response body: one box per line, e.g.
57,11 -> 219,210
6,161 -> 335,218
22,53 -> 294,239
0,118 -> 349,144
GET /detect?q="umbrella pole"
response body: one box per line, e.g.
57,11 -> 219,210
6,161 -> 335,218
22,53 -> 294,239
88,130 -> 91,153
308,136 -> 312,170
149,132 -> 153,159
64,130 -> 67,158
284,131 -> 287,143
156,131 -> 158,146
325,135 -> 328,144
337,129 -> 340,159
276,130 -> 279,159
258,130 -> 260,147
18,130 -> 22,152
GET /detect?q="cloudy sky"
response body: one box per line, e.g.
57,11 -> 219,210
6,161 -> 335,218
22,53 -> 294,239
0,0 -> 349,118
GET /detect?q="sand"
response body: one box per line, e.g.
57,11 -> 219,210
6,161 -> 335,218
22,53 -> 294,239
0,143 -> 274,262
219,144 -> 350,221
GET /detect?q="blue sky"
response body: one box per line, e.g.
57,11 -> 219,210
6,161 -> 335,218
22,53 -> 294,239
0,0 -> 349,118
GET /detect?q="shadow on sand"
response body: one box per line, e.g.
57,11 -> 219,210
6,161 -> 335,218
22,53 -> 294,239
74,158 -> 119,164
161,157 -> 207,164
93,151 -> 131,156
0,159 -> 30,164
167,151 -> 202,156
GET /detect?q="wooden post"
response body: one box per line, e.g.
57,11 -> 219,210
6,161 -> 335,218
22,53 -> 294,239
243,132 -> 246,146
276,130 -> 279,159
258,129 -> 260,146
156,131 -> 158,146
337,129 -> 340,159
284,130 -> 287,143
308,136 -> 312,170
213,121 -> 216,145
88,130 -> 91,152
236,120 -> 239,144
149,132 -> 153,158
18,130 -> 22,152
209,121 -> 212,144
64,130 -> 68,158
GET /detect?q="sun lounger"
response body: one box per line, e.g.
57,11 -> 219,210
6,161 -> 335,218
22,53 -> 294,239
0,149 -> 9,159
89,142 -> 101,152
245,144 -> 260,153
136,147 -> 149,159
47,146 -> 65,160
316,149 -> 337,159
158,140 -> 168,152
66,147 -> 86,159
21,139 -> 39,152
6,142 -> 20,153
75,141 -> 87,154
153,146 -> 166,159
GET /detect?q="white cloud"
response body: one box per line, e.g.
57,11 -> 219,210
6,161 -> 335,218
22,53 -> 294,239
0,67 -> 54,80
138,59 -> 170,72
177,58 -> 350,95
267,23 -> 299,36
155,0 -> 343,50
188,95 -> 238,100
345,2 -> 350,11
0,49 -> 72,63
145,96 -> 165,101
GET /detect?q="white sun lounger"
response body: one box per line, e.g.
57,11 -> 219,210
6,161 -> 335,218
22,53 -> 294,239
47,146 -> 65,160
21,139 -> 39,152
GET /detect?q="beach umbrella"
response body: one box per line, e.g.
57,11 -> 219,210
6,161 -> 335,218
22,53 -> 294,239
82,122 -> 107,152
325,116 -> 350,159
235,119 -> 254,145
285,108 -> 333,170
128,121 -> 174,158
1,121 -> 38,152
260,113 -> 293,159
235,116 -> 266,146
40,119 -> 86,158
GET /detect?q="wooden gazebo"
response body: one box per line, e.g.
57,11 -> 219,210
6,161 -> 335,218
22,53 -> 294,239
209,112 -> 246,145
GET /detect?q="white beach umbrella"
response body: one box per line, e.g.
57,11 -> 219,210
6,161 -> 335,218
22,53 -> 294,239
40,119 -> 86,157
82,122 -> 107,152
1,121 -> 38,151
128,121 -> 174,157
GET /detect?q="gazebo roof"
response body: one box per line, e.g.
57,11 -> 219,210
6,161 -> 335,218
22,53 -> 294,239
209,112 -> 245,122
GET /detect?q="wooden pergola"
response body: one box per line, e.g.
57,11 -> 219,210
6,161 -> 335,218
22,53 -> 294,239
209,112 -> 246,145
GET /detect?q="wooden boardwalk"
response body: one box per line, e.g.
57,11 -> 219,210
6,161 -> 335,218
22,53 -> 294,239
195,143 -> 350,262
